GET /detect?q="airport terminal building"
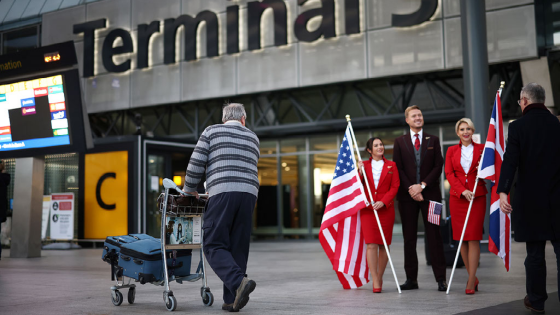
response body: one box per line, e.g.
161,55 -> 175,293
1,0 -> 559,242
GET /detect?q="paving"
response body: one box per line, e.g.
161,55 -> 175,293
0,239 -> 559,315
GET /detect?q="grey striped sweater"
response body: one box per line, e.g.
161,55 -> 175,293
183,121 -> 260,197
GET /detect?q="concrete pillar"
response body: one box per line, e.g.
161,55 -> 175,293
520,57 -> 555,114
11,157 -> 45,258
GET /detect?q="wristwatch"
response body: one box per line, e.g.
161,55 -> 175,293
420,183 -> 426,190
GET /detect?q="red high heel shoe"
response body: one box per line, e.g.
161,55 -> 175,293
465,278 -> 478,295
373,280 -> 383,293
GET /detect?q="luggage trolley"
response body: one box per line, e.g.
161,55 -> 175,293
106,178 -> 213,311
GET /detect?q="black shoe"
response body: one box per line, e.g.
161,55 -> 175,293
438,280 -> 447,292
524,296 -> 545,313
233,277 -> 256,311
400,279 -> 419,290
222,303 -> 238,312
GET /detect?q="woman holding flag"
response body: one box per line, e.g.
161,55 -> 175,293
444,118 -> 487,295
357,137 -> 400,293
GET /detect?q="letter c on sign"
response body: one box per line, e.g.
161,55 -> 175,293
96,172 -> 116,210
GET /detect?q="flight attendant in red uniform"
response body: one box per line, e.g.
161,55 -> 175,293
358,137 -> 400,293
444,118 -> 488,295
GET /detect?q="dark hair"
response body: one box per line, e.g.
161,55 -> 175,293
366,137 -> 384,155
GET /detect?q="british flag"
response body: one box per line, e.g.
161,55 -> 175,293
478,90 -> 511,271
319,126 -> 370,289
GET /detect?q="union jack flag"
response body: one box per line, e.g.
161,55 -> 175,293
319,126 -> 370,289
478,90 -> 511,271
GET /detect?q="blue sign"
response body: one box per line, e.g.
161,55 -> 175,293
21,98 -> 35,107
0,94 -> 5,102
51,110 -> 66,120
0,135 -> 70,151
0,135 -> 12,143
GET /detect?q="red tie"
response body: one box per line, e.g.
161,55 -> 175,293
414,134 -> 420,151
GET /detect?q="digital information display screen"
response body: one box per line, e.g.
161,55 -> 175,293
0,75 -> 71,152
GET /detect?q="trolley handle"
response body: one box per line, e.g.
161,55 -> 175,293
162,178 -> 208,199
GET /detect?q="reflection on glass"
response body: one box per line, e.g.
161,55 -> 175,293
260,140 -> 277,156
309,135 -> 338,151
281,138 -> 306,153
2,26 -> 38,54
147,155 -> 164,237
255,157 -> 278,232
281,155 -> 307,230
311,153 -> 336,228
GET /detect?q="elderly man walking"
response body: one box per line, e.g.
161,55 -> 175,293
183,103 -> 259,312
497,83 -> 560,314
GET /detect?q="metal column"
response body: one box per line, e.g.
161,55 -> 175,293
11,157 -> 45,258
460,0 -> 491,247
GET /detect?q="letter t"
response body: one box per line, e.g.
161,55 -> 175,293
73,19 -> 107,77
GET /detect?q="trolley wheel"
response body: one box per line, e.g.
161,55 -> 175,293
111,290 -> 123,306
127,287 -> 136,304
165,296 -> 177,311
202,291 -> 214,306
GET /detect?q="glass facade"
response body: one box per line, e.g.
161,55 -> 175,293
1,25 -> 40,55
253,122 -> 492,238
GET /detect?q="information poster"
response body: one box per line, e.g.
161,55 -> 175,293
165,217 -> 202,245
42,195 -> 51,240
50,193 -> 74,240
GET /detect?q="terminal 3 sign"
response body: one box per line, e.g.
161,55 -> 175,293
73,0 -> 438,77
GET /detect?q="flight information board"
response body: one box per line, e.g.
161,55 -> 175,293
0,74 -> 72,151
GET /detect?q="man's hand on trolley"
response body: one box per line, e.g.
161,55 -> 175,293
182,189 -> 200,199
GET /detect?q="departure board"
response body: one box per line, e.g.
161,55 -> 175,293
0,74 -> 71,151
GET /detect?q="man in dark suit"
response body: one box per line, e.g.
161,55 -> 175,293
393,105 -> 447,291
497,83 -> 560,313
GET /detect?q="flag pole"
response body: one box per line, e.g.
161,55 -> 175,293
447,81 -> 505,294
345,115 -> 402,294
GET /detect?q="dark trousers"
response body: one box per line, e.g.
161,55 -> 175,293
202,192 -> 257,304
525,239 -> 560,309
399,200 -> 447,282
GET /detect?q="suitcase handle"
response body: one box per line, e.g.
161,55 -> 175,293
121,255 -> 131,261
133,259 -> 144,265
167,262 -> 183,270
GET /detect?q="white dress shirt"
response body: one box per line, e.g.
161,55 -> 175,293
460,143 -> 474,174
371,159 -> 384,189
410,129 -> 423,146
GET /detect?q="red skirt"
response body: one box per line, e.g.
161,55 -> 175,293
360,206 -> 395,245
449,195 -> 486,241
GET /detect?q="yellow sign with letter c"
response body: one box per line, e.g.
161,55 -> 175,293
84,151 -> 128,239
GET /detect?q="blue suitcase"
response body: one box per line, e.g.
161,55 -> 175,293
119,239 -> 192,284
102,234 -> 157,264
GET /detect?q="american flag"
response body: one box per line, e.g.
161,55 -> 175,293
319,126 -> 370,289
428,201 -> 442,225
478,90 -> 510,271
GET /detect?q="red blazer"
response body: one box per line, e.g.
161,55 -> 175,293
359,157 -> 400,209
445,142 -> 488,199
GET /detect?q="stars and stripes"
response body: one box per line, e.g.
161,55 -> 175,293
319,126 -> 370,289
478,90 -> 511,271
428,201 -> 443,225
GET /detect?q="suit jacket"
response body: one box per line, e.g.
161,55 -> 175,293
393,132 -> 443,202
445,142 -> 488,199
497,106 -> 560,242
0,172 -> 10,223
359,157 -> 400,210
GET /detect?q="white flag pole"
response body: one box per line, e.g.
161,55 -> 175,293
447,81 -> 505,294
345,115 -> 401,294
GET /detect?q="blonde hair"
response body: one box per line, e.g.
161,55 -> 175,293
455,118 -> 475,133
404,105 -> 420,118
